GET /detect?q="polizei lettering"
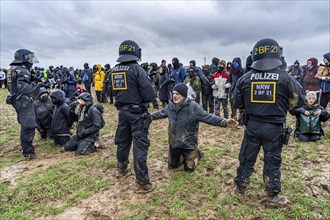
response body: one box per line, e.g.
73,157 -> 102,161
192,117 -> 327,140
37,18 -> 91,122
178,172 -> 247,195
112,65 -> 130,72
250,72 -> 279,81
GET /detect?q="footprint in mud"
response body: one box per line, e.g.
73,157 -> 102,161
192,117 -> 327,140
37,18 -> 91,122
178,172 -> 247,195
85,211 -> 112,220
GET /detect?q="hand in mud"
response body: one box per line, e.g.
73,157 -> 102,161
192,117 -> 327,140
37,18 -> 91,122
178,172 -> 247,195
225,118 -> 238,128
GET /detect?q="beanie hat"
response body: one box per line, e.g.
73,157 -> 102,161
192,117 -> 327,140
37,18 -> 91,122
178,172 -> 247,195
306,91 -> 317,100
294,60 -> 299,65
323,53 -> 330,63
173,83 -> 188,98
219,60 -> 226,67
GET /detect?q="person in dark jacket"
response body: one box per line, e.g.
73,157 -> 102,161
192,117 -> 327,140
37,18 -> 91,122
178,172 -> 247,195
200,66 -> 214,113
103,64 -> 114,104
64,92 -> 104,155
7,49 -> 39,159
158,66 -> 171,108
62,67 -> 76,101
294,91 -> 329,142
227,57 -> 245,124
112,40 -> 156,193
146,83 -> 238,172
34,87 -> 53,139
170,57 -> 186,87
210,57 -> 220,75
83,63 -> 93,94
288,60 -> 303,86
50,89 -> 72,146
233,38 -> 304,208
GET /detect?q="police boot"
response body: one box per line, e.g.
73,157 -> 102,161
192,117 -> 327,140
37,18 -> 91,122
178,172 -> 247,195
266,195 -> 290,208
234,185 -> 246,195
134,182 -> 157,194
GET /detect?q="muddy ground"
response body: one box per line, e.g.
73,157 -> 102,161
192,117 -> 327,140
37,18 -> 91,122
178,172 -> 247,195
0,90 -> 329,219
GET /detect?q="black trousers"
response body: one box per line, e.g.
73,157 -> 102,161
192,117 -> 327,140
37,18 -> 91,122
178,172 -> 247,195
63,136 -> 96,155
13,97 -> 37,156
115,109 -> 150,185
234,120 -> 283,197
202,94 -> 214,113
168,147 -> 199,172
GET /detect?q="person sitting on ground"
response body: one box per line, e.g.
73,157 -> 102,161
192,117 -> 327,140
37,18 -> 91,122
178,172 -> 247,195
34,87 -> 54,139
294,91 -> 330,142
143,83 -> 238,172
63,92 -> 105,156
50,89 -> 73,146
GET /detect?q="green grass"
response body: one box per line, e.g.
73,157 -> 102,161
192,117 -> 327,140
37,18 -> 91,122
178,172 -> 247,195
0,89 -> 329,219
0,158 -> 112,220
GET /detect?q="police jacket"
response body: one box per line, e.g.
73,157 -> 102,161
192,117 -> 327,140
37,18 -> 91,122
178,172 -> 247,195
71,103 -> 104,142
233,68 -> 304,124
150,99 -> 227,150
8,65 -> 37,98
111,61 -> 156,109
34,95 -> 53,130
51,93 -> 72,135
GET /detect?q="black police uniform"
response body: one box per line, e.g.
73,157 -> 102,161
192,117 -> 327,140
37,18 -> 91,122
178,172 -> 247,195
7,49 -> 38,158
233,38 -> 304,197
112,40 -> 156,186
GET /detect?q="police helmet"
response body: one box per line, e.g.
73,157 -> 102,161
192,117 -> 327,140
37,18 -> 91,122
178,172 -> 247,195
116,40 -> 141,62
251,38 -> 282,71
10,49 -> 39,65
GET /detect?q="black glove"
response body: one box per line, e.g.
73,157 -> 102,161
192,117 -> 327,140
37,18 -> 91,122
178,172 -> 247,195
77,131 -> 85,140
70,101 -> 79,109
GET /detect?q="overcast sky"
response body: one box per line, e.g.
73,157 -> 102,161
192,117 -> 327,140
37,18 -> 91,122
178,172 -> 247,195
1,0 -> 329,70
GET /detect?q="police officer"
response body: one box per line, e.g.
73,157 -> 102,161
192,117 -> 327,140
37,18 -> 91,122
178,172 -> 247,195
233,38 -> 304,207
7,49 -> 39,159
111,40 -> 156,193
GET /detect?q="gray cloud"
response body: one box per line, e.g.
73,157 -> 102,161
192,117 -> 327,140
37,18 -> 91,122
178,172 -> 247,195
1,1 -> 329,69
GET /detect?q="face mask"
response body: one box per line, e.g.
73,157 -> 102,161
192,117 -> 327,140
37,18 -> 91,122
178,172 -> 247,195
217,66 -> 224,73
233,62 -> 239,69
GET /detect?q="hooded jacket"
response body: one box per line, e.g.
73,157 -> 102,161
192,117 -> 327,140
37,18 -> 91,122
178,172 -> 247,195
150,99 -> 227,150
71,93 -> 104,142
34,88 -> 53,130
50,90 -> 72,135
228,57 -> 244,96
210,58 -> 220,74
303,58 -> 320,91
94,64 -> 105,91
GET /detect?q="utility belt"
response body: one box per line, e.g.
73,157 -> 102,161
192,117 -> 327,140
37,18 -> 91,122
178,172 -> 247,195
118,104 -> 147,114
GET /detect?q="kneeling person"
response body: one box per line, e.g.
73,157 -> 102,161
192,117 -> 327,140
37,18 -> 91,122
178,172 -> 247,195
64,93 -> 105,156
145,83 -> 238,172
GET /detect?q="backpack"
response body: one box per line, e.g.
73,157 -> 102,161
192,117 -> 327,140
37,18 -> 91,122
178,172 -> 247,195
83,70 -> 89,83
299,113 -> 320,134
92,104 -> 105,129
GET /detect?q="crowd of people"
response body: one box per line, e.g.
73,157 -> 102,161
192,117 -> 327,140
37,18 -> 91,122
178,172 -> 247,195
1,38 -> 330,207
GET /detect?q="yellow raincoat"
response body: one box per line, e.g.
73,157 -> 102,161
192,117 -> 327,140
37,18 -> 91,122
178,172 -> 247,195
94,64 -> 105,92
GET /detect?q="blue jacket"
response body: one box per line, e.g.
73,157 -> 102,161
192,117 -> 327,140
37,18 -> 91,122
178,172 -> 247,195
170,67 -> 186,86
